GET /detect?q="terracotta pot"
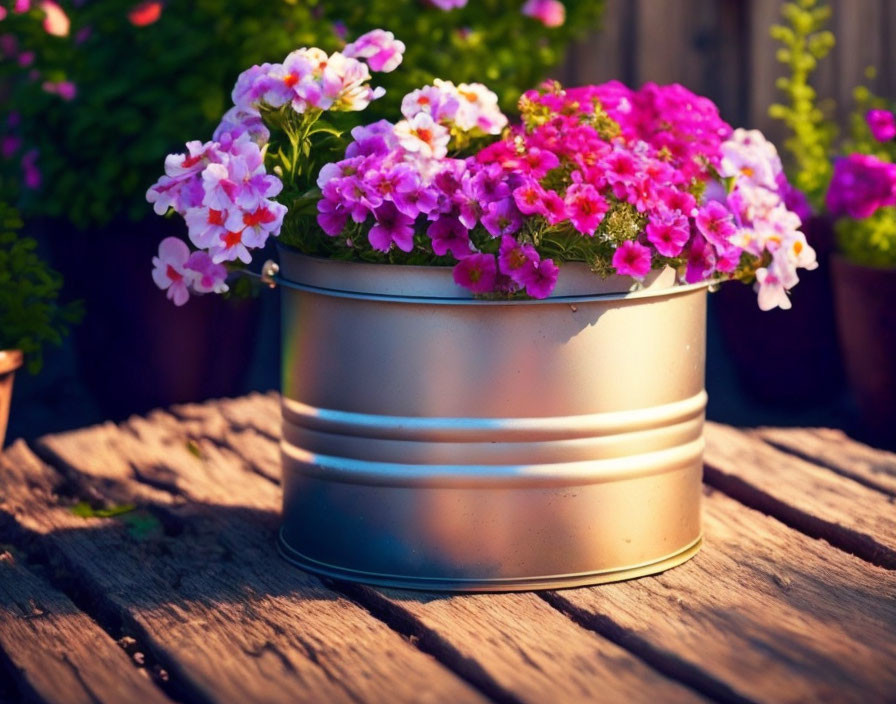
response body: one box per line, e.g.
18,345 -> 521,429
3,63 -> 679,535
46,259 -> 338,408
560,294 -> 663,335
0,350 -> 23,448
831,255 -> 896,446
713,216 -> 843,405
277,250 -> 707,591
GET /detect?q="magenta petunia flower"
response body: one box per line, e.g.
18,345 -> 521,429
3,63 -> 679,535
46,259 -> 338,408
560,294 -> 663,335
866,109 -> 896,142
685,236 -> 716,284
564,183 -> 608,235
368,202 -> 415,252
497,235 -> 538,285
317,197 -> 348,236
428,217 -> 470,258
612,240 -> 652,279
524,258 -> 559,299
481,197 -> 523,237
646,210 -> 690,257
453,253 -> 497,294
826,153 -> 896,219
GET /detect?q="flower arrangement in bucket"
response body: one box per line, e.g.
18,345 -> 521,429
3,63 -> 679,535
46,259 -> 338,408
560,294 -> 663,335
147,31 -> 817,590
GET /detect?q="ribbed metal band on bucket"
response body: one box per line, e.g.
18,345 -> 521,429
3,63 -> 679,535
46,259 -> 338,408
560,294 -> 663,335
278,250 -> 707,591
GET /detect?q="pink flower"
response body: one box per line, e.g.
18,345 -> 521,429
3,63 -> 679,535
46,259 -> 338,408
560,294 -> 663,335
646,210 -> 690,257
685,236 -> 715,283
42,80 -> 77,100
185,206 -> 230,249
481,198 -> 522,237
428,217 -> 470,258
394,112 -> 450,159
525,258 -> 559,299
866,109 -> 896,142
0,7 -> 6,20
427,0 -> 468,8
1,136 -> 20,158
564,183 -> 608,235
368,202 -> 415,252
522,0 -> 565,27
612,240 -> 652,279
343,29 -> 405,73
317,198 -> 348,236
17,50 -> 34,67
13,0 -> 31,12
754,261 -> 794,311
453,253 -> 497,294
401,84 -> 460,124
185,251 -> 228,294
151,237 -> 193,306
826,153 -> 896,219
498,235 -> 538,285
22,149 -> 40,189
209,228 -> 252,264
228,201 -> 286,247
128,1 -> 163,27
512,182 -> 547,215
40,1 -> 69,36
695,201 -> 736,249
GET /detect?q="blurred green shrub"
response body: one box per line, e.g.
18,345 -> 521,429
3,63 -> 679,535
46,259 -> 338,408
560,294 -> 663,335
0,0 -> 604,229
0,200 -> 81,372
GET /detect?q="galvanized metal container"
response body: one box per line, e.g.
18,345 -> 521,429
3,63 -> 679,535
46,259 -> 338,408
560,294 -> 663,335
277,248 -> 707,591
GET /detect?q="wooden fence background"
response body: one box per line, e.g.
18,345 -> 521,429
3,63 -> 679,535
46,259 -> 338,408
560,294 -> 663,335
561,0 -> 896,148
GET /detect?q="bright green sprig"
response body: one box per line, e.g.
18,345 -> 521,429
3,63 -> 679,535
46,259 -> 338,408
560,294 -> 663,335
768,0 -> 836,208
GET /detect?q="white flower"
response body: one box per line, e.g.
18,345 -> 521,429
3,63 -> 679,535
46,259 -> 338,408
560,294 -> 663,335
393,113 -> 450,159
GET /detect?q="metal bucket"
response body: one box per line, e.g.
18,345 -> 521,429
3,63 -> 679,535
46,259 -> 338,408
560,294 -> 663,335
277,248 -> 706,591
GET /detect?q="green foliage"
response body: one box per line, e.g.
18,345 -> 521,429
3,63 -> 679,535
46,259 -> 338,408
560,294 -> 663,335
835,207 -> 896,267
0,201 -> 82,373
1,0 -> 604,229
768,0 -> 837,208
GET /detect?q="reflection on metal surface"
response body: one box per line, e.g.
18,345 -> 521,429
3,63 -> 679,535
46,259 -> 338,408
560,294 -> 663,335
278,251 -> 707,591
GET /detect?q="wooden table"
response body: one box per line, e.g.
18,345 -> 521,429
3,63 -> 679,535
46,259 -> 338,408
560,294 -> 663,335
1,393 -> 894,704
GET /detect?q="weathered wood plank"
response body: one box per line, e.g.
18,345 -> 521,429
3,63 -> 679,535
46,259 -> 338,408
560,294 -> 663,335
568,0 -> 634,87
754,426 -> 896,497
548,487 -> 896,704
704,422 -> 896,568
42,399 -> 708,704
832,0 -> 884,126
2,441 -> 486,704
0,548 -> 172,704
148,394 -> 896,702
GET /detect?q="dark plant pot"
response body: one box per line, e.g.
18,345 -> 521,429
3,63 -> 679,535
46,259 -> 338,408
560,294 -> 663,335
831,254 -> 896,447
49,217 -> 261,420
713,216 -> 843,405
0,350 -> 23,448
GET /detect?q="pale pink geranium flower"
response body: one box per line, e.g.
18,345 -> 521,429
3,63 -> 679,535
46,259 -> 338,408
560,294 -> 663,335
343,29 -> 406,73
522,0 -> 566,28
447,80 -> 508,134
185,206 -> 230,249
719,128 -> 782,190
401,84 -> 460,124
754,259 -> 796,311
394,113 -> 450,159
40,1 -> 70,36
226,200 -> 286,248
185,251 -> 228,294
152,237 -> 194,306
612,240 -> 652,279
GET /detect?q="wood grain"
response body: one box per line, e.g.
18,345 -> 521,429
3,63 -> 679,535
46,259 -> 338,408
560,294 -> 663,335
704,422 -> 896,568
754,426 -> 896,497
0,549 -> 172,704
2,440 -> 485,704
49,396 -> 707,704
548,487 -> 896,704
